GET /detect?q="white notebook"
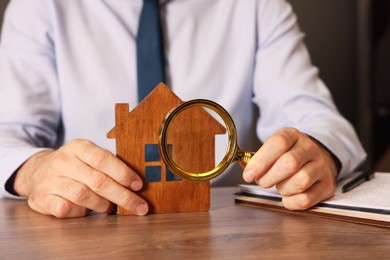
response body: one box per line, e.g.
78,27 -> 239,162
238,172 -> 390,214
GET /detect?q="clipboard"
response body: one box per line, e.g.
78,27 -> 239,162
235,172 -> 390,228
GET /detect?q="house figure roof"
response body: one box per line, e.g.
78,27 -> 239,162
107,83 -> 226,214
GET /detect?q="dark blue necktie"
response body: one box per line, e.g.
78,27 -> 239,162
137,0 -> 166,102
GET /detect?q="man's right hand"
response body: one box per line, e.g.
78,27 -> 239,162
13,139 -> 148,218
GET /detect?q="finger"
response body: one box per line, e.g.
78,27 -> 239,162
69,160 -> 148,215
73,140 -> 143,191
282,179 -> 336,210
275,161 -> 319,196
243,128 -> 299,182
28,193 -> 89,218
257,141 -> 313,188
57,177 -> 115,214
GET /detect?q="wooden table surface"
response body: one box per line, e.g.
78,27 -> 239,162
1,187 -> 389,259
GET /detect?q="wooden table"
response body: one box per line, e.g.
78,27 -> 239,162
1,187 -> 389,259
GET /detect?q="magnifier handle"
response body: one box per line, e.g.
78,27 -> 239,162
234,148 -> 254,168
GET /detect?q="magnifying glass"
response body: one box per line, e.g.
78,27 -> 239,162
158,99 -> 253,181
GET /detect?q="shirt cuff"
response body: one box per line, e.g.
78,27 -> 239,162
307,134 -> 342,175
304,132 -> 366,180
0,147 -> 49,198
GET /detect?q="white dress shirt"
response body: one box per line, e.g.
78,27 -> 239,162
0,0 -> 366,198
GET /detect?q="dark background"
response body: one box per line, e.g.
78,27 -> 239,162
0,0 -> 6,34
1,0 -> 389,170
288,0 -> 390,170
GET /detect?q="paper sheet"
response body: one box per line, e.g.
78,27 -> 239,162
326,172 -> 390,211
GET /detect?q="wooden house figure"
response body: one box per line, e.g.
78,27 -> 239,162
107,83 -> 226,214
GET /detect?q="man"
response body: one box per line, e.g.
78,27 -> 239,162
0,0 -> 366,218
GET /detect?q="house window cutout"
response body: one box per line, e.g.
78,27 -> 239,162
144,144 -> 182,182
166,168 -> 182,181
145,144 -> 160,162
145,166 -> 161,182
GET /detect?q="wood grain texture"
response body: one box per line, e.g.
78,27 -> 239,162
0,187 -> 389,259
107,83 -> 226,214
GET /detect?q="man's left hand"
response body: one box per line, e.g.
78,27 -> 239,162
243,127 -> 338,210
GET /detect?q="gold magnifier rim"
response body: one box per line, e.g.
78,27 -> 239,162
158,99 -> 238,181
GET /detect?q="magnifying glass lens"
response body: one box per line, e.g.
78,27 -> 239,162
159,99 -> 251,181
165,105 -> 229,174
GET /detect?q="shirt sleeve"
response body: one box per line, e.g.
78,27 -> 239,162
253,0 -> 366,178
0,0 -> 61,198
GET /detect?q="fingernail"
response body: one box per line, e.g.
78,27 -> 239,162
130,180 -> 143,191
136,202 -> 149,216
244,169 -> 255,182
